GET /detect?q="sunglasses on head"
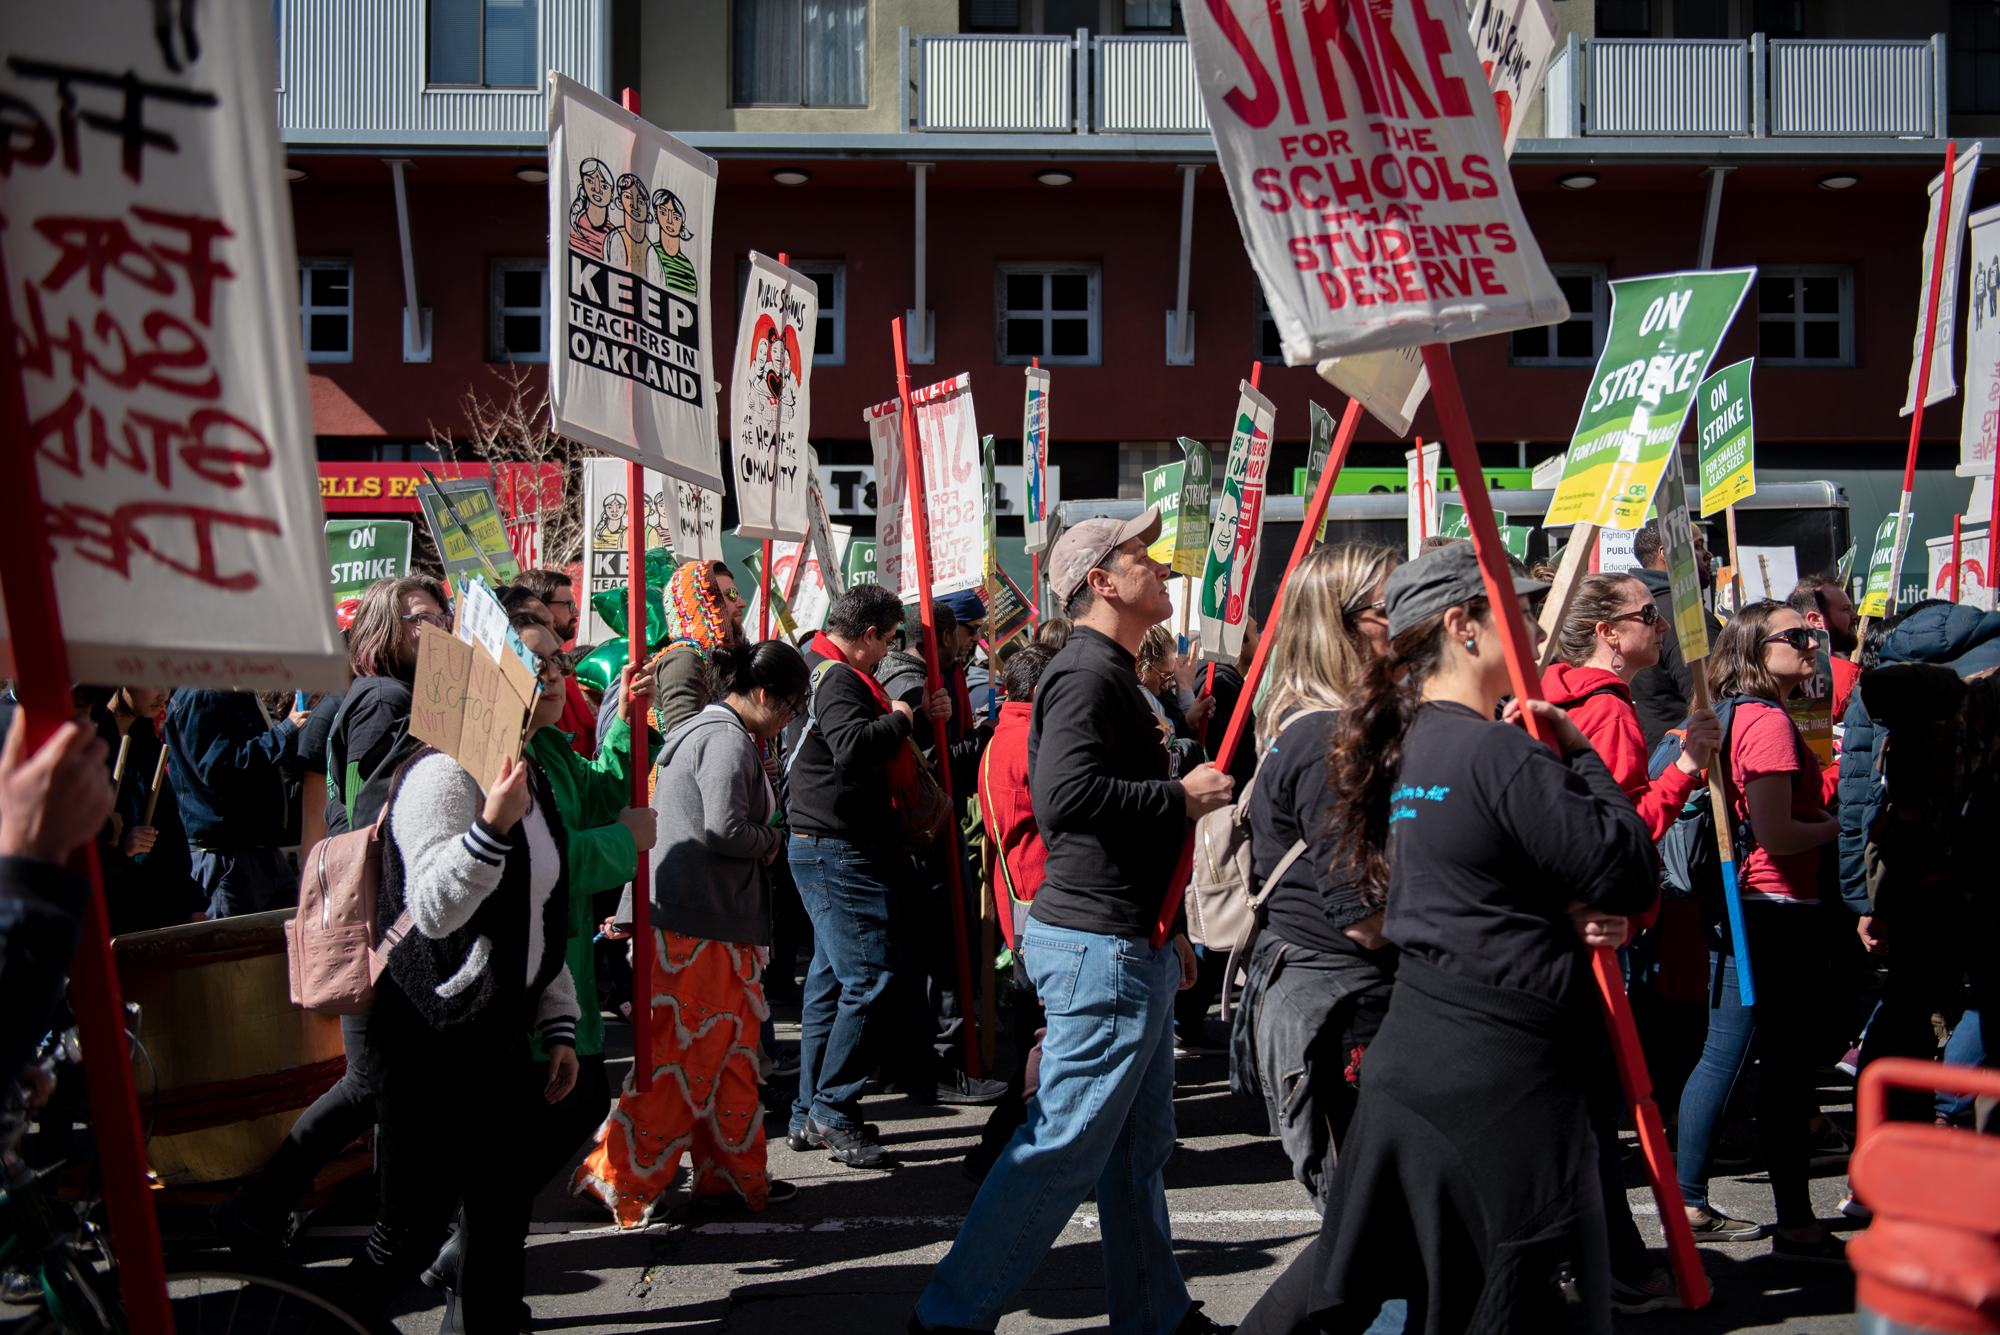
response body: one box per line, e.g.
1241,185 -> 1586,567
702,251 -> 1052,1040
1764,627 -> 1817,652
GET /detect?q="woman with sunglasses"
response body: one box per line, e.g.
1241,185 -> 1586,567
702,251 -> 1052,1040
1674,600 -> 1844,1264
577,637 -> 812,1223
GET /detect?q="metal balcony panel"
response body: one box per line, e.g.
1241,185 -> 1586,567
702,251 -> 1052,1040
919,35 -> 1073,133
1097,37 -> 1208,134
1587,39 -> 1749,137
1769,39 -> 1934,136
276,0 -> 604,139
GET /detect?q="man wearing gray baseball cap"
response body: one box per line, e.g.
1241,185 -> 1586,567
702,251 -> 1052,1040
909,507 -> 1237,1335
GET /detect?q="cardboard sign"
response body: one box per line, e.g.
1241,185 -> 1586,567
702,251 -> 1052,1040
548,74 -> 722,491
1200,381 -> 1276,658
1961,203 -> 2000,479
1903,144 -> 1981,418
1658,467 -> 1710,663
2,1 -> 345,689
1695,359 -> 1756,517
409,623 -> 537,795
325,521 -> 413,609
1406,441 -> 1442,555
417,477 -> 522,583
731,251 -> 817,542
1926,529 -> 1996,611
870,376 -> 987,600
1187,0 -> 1569,366
1859,512 -> 1905,617
1173,439 -> 1213,577
807,454 -> 846,597
1022,367 -> 1053,552
1143,462 -> 1186,564
581,457 -> 671,644
1544,269 -> 1755,531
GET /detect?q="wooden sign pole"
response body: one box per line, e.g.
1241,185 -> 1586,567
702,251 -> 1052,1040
1421,342 -> 1712,1310
1687,666 -> 1755,1007
891,316 -> 983,1077
619,85 -> 654,1094
1535,520 -> 1599,673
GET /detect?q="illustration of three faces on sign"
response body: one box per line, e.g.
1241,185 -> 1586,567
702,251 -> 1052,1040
567,158 -> 698,298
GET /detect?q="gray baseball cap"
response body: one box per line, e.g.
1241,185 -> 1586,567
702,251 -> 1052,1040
1047,507 -> 1163,603
1384,539 -> 1548,638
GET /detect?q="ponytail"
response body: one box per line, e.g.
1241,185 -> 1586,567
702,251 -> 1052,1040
1326,596 -> 1485,909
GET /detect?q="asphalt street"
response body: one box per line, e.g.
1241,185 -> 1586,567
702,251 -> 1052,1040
241,997 -> 1864,1335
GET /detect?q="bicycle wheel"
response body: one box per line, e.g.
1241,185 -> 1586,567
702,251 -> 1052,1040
161,1251 -> 397,1335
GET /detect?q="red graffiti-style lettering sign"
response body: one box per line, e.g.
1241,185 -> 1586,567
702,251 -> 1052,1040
45,500 -> 281,590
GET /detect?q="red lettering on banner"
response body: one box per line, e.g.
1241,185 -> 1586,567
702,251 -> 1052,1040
1254,166 -> 1289,211
1471,256 -> 1505,294
1298,0 -> 1381,121
1317,270 -> 1348,308
1208,0 -> 1282,127
45,500 -> 282,590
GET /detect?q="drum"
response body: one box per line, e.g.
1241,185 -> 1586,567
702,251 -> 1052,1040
112,909 -> 345,1186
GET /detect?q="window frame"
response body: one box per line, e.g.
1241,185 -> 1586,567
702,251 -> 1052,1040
790,261 -> 846,367
729,0 -> 870,109
1508,262 -> 1610,368
1254,283 -> 1283,365
299,257 -> 353,364
1756,263 -> 1855,368
488,257 -> 550,364
424,0 -> 541,91
995,262 -> 1102,367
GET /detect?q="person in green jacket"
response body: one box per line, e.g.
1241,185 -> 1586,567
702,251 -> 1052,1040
424,604 -> 658,1305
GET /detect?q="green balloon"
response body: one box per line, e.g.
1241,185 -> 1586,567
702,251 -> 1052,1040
588,583 -> 667,648
574,638 -> 628,694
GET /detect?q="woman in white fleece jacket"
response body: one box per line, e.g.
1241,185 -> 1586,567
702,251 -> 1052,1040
343,610 -> 581,1333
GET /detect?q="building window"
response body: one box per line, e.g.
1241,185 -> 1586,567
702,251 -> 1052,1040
1954,3 -> 2000,114
1758,265 -> 1853,366
732,0 -> 867,107
1254,285 -> 1283,364
1509,264 -> 1608,366
1750,0 -> 1804,36
996,264 -> 1101,365
792,261 -> 846,366
428,0 -> 538,89
300,259 -> 352,363
968,0 -> 1022,31
1123,0 -> 1183,32
489,259 -> 548,363
1595,0 -> 1650,37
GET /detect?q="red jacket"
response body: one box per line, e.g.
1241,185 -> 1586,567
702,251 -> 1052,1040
1541,663 -> 1697,843
559,674 -> 597,759
978,701 -> 1046,948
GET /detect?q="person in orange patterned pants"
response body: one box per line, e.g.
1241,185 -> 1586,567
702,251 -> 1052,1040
575,639 -> 812,1224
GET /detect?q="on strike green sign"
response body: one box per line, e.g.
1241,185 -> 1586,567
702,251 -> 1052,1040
1143,461 -> 1184,565
325,520 -> 413,609
1695,358 -> 1756,517
1859,513 -> 1904,617
1172,438 -> 1212,578
1302,402 -> 1337,543
1545,268 -> 1756,531
843,537 -> 878,587
1656,468 -> 1710,663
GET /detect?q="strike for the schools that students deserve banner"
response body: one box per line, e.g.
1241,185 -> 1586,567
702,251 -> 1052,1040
1960,203 -> 2000,478
1544,269 -> 1755,531
1314,0 -> 1559,432
1903,144 -> 1981,418
1185,0 -> 1568,367
731,251 -> 817,541
1200,382 -> 1277,659
1695,359 -> 1756,517
867,377 -> 988,601
1,0 -> 345,689
1022,367 -> 1054,552
548,73 -> 722,491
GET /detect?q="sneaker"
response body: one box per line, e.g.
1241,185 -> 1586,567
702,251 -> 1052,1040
1174,1300 -> 1236,1333
420,1222 -> 464,1293
786,1120 -> 878,1152
1610,1263 -> 1682,1315
209,1195 -> 285,1258
1686,1210 -> 1767,1242
813,1119 -> 891,1168
764,1178 -> 799,1204
1174,1033 -> 1229,1058
1840,1192 -> 1872,1222
1771,1232 -> 1849,1267
1836,1047 -> 1861,1078
934,1070 -> 1008,1106
1806,1120 -> 1853,1169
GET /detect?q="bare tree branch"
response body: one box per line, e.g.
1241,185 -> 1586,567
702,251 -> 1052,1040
428,365 -> 601,571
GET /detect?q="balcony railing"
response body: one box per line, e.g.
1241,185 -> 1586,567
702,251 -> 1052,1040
901,28 -> 1206,134
1545,33 -> 1945,138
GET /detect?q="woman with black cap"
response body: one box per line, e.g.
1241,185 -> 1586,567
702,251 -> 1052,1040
1236,541 -> 1659,1335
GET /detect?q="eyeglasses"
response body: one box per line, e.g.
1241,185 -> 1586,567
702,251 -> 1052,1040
1346,599 -> 1387,619
541,648 -> 578,675
402,610 -> 453,631
1604,604 -> 1660,628
1764,627 -> 1818,652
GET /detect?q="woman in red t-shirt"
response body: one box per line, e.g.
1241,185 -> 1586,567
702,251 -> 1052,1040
1674,600 -> 1844,1264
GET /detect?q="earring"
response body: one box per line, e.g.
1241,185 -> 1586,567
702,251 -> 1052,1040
1464,636 -> 1478,652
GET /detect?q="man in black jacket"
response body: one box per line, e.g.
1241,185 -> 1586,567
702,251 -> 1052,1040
163,689 -> 308,919
910,509 -> 1235,1335
786,583 -> 950,1166
1629,520 -> 1722,754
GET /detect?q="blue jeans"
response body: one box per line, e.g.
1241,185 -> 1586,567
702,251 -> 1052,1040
192,846 -> 297,919
788,834 -> 904,1133
915,921 -> 1188,1334
1674,904 -> 1815,1227
1940,1011 -> 1985,1124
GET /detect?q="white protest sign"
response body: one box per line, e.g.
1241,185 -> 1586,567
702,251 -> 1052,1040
548,74 -> 722,490
1,0 -> 345,690
908,375 -> 988,598
1927,530 -> 1995,611
1022,367 -> 1054,553
581,457 -> 672,643
1738,545 -> 1799,602
1186,0 -> 1569,367
865,397 -> 912,597
1309,0 -> 1559,430
1903,143 -> 1980,417
1960,203 -> 2000,477
1597,527 -> 1640,574
730,251 -> 817,541
1405,440 -> 1441,556
666,477 -> 725,567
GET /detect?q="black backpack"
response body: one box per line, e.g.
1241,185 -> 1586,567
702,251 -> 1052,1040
1646,696 -> 1787,901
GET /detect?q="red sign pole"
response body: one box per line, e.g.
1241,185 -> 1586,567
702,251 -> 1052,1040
891,317 -> 982,1077
620,86 -> 654,1093
1952,513 -> 1964,603
1421,342 -> 1712,1310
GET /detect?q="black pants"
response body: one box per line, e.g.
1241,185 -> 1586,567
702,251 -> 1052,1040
767,854 -> 812,1002
1857,889 -> 1992,1121
342,987 -> 540,1334
515,1051 -> 610,1198
1586,1047 -> 1653,1284
243,1013 -> 379,1230
969,965 -> 1045,1167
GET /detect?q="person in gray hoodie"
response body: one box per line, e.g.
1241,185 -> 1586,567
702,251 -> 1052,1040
577,638 -> 812,1222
